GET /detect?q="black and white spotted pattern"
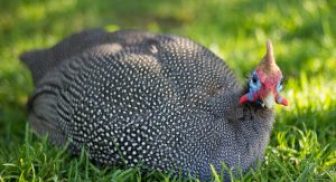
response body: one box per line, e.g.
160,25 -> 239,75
23,29 -> 274,180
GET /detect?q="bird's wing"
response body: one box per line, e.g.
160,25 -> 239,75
19,29 -> 156,85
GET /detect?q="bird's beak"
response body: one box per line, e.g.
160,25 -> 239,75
263,90 -> 289,108
262,92 -> 275,109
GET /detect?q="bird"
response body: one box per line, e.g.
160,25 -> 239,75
20,29 -> 288,180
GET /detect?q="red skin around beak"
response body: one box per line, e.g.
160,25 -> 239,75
239,92 -> 289,106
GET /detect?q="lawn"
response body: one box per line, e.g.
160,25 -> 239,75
0,0 -> 335,181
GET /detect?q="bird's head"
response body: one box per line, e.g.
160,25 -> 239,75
239,40 -> 288,109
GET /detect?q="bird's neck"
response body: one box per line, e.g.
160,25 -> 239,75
209,88 -> 275,170
210,86 -> 274,121
227,89 -> 274,125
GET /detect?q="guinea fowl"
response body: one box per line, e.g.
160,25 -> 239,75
20,29 -> 288,180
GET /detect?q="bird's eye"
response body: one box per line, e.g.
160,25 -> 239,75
249,72 -> 260,90
280,78 -> 284,86
252,75 -> 258,84
277,78 -> 284,92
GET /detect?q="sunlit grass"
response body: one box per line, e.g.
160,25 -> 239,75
0,0 -> 335,181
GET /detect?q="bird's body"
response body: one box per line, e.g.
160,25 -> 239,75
20,29 -> 286,180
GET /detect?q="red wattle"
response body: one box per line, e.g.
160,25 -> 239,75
239,94 -> 249,104
280,97 -> 289,106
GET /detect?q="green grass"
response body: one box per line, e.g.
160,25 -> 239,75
0,0 -> 335,181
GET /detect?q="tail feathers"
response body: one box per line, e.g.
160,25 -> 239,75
28,92 -> 66,146
19,49 -> 54,85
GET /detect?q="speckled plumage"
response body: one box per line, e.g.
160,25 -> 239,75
21,29 -> 274,180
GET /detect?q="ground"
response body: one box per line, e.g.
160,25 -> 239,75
0,0 -> 335,181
